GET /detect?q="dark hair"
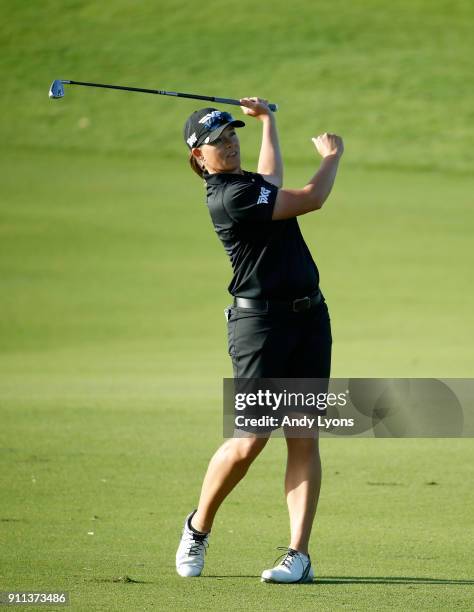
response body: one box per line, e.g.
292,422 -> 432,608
189,153 -> 205,179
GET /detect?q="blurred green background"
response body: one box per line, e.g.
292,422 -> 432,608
1,1 -> 473,610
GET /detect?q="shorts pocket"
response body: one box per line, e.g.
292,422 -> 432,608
227,318 -> 237,357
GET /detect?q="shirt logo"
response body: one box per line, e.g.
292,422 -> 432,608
257,186 -> 272,205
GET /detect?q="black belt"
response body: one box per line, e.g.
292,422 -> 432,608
234,291 -> 322,313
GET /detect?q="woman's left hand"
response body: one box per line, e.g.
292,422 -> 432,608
239,97 -> 272,119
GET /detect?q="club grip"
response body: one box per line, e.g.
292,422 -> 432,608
214,97 -> 279,113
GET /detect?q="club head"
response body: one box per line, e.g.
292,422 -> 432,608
49,80 -> 65,99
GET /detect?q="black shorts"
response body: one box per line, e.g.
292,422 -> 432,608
226,297 -> 332,378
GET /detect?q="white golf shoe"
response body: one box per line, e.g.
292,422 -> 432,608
175,510 -> 210,577
261,547 -> 314,583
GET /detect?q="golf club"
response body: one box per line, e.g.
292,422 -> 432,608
48,79 -> 278,112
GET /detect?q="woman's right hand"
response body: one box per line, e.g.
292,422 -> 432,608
239,97 -> 272,120
312,133 -> 344,159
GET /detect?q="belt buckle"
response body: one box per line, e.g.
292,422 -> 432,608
292,296 -> 311,312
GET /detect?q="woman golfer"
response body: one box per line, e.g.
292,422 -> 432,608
176,98 -> 343,583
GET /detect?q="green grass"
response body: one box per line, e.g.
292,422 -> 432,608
1,0 -> 473,171
2,399 -> 474,610
1,0 -> 474,610
1,150 -> 473,610
2,151 -> 472,376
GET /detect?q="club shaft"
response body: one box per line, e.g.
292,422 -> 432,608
65,80 -> 278,112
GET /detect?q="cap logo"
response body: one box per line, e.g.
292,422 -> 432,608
198,111 -> 223,125
185,109 -> 237,149
186,132 -> 198,147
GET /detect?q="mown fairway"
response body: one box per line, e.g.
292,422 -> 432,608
1,1 -> 473,610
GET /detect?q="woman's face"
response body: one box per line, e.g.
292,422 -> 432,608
193,125 -> 241,174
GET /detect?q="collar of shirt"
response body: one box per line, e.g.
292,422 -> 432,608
204,170 -> 255,185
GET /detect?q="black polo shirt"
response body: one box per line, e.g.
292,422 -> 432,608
204,170 -> 319,299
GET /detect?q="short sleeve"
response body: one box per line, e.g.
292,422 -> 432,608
222,177 -> 278,223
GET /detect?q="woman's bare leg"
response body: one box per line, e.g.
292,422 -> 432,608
284,435 -> 321,556
191,435 -> 270,533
